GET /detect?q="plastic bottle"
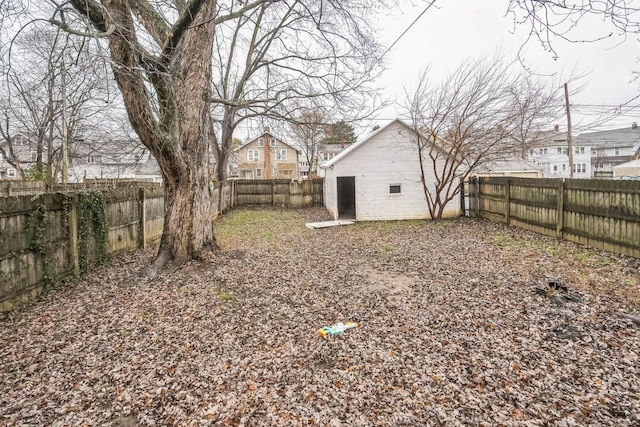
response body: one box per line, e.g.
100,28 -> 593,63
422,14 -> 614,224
318,322 -> 360,336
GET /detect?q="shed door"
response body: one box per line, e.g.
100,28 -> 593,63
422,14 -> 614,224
337,176 -> 356,219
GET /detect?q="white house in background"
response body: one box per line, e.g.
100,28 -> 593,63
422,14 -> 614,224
579,123 -> 640,177
321,119 -> 460,221
527,128 -> 592,178
67,145 -> 162,183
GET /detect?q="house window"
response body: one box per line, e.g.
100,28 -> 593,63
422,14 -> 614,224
248,150 -> 259,161
529,150 -> 534,156
7,168 -> 17,178
615,148 -> 620,155
573,163 -> 586,173
256,168 -> 262,177
258,138 -> 264,147
389,184 -> 401,194
557,148 -> 562,154
30,152 -> 37,161
580,147 -> 585,154
553,165 -> 558,172
87,155 -> 97,164
270,138 -> 276,147
562,164 -> 566,171
134,154 -> 141,162
542,148 -> 547,155
276,149 -> 287,160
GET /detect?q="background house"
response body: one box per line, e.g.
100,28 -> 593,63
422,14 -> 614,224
232,127 -> 300,179
321,119 -> 460,221
527,128 -> 592,178
0,133 -> 56,180
579,123 -> 640,177
67,139 -> 162,183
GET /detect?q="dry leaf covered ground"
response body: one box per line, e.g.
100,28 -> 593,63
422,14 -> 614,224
1,207 -> 639,426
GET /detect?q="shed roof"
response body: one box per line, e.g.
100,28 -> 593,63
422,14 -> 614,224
613,159 -> 640,169
474,157 -> 541,173
321,119 -> 424,169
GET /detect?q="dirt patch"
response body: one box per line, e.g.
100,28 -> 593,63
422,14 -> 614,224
360,266 -> 414,305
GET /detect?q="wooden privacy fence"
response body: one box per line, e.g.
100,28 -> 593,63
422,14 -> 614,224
468,177 -> 640,258
230,178 -> 323,207
0,186 -> 165,311
0,178 -> 323,311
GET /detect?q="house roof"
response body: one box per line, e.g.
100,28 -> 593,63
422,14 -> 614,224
234,130 -> 300,153
318,143 -> 353,153
321,119 -> 418,168
613,159 -> 640,169
578,125 -> 640,149
474,157 -> 542,173
530,130 -> 589,147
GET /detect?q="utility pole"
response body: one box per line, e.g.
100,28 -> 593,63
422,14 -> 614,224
564,82 -> 574,178
61,62 -> 69,184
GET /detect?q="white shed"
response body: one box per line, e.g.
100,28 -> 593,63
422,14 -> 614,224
613,159 -> 640,177
321,119 -> 461,221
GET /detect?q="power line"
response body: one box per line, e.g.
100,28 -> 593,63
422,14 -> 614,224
377,1 -> 437,65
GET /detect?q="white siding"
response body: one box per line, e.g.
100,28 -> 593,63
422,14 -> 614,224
324,121 -> 460,221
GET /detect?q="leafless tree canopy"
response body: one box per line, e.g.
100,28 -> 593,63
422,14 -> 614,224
406,55 -> 563,219
0,23 -> 115,181
208,0 -> 385,180
506,1 -> 640,58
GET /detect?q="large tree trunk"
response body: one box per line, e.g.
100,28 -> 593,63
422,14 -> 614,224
98,0 -> 219,275
149,0 -> 219,274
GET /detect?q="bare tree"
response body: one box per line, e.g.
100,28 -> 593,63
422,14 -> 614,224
0,24 -> 112,181
209,1 -> 384,181
290,110 -> 327,178
506,1 -> 640,59
406,56 -> 560,219
507,74 -> 564,158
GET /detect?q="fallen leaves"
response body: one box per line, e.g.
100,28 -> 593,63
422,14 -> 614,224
0,207 -> 639,426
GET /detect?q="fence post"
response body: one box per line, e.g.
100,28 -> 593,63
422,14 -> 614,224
272,180 -> 276,206
556,179 -> 565,238
68,195 -> 80,277
138,188 -> 147,249
505,178 -> 511,225
234,180 -> 237,207
459,178 -> 466,216
475,177 -> 481,217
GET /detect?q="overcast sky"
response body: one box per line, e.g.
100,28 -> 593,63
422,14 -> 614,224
374,1 -> 640,134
